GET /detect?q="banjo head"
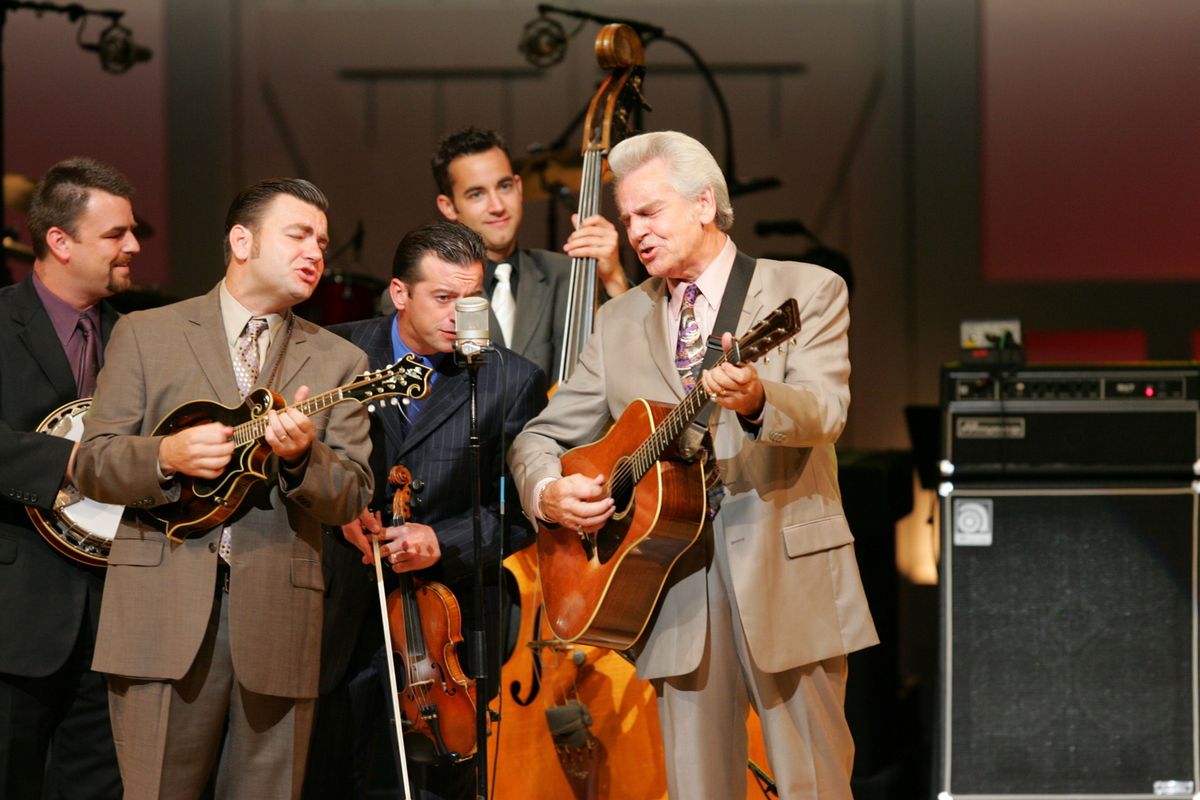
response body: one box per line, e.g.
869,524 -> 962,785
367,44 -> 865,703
28,398 -> 123,566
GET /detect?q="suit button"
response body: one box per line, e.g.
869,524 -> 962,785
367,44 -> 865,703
208,541 -> 218,553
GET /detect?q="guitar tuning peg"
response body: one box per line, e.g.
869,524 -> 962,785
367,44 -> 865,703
390,398 -> 400,406
367,403 -> 376,413
402,397 -> 411,406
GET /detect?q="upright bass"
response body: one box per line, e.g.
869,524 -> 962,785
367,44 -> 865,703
491,22 -> 666,800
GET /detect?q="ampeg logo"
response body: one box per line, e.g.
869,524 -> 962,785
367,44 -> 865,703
956,416 -> 1025,439
953,498 -> 993,546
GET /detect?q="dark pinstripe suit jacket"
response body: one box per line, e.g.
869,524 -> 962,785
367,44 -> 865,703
333,313 -> 546,582
317,314 -> 547,690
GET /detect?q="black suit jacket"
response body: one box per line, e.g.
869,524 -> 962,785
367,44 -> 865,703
0,274 -> 118,677
315,314 -> 547,691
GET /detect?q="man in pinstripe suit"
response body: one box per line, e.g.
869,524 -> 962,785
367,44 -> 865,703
306,221 -> 546,798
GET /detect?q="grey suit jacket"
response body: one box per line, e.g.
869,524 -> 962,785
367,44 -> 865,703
509,257 -> 878,680
76,286 -> 373,699
487,248 -> 571,381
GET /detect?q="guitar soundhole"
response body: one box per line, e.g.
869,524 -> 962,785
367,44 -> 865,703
609,457 -> 634,519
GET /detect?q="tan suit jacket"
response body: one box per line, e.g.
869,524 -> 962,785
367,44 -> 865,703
509,257 -> 878,680
76,286 -> 373,699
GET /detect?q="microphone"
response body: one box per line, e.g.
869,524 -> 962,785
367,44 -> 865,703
518,16 -> 568,68
454,296 -> 491,361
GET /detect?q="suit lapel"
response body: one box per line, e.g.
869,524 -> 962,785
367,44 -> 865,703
510,250 -> 551,356
642,279 -> 684,400
394,367 -> 469,459
352,317 -> 409,464
182,288 -> 243,407
270,315 -> 312,398
12,276 -> 76,398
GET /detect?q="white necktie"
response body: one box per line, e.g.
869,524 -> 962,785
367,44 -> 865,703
492,262 -> 516,347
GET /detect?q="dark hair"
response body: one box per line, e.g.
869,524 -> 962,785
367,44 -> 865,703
27,157 -> 134,259
222,178 -> 329,264
431,126 -> 512,197
392,221 -> 486,284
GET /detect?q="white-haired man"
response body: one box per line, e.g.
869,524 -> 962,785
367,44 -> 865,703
509,130 -> 877,798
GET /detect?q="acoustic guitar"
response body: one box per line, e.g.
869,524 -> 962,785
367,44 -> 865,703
537,299 -> 802,649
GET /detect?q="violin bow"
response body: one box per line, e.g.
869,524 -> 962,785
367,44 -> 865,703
372,527 -> 413,798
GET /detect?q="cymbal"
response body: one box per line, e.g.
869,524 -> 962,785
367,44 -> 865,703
515,149 -> 613,202
4,174 -> 36,213
2,235 -> 35,262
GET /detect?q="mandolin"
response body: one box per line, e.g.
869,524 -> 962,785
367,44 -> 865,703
538,300 -> 802,649
142,354 -> 432,541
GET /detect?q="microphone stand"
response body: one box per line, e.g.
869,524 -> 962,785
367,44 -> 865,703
454,340 -> 491,800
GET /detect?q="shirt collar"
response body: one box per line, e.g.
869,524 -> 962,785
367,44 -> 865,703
668,235 -> 737,310
32,271 -> 101,345
389,312 -> 448,376
218,280 -> 284,347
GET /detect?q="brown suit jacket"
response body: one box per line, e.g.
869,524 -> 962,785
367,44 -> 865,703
509,256 -> 878,680
76,286 -> 373,699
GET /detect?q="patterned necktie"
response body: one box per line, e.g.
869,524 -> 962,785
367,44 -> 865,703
76,314 -> 99,398
674,283 -> 704,392
492,262 -> 516,347
233,317 -> 269,398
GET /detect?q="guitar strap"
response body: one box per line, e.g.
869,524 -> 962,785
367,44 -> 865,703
676,251 -> 757,462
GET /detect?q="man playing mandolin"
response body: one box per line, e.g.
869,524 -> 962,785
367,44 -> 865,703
74,178 -> 374,799
0,157 -> 138,800
432,126 -> 629,381
509,131 -> 878,798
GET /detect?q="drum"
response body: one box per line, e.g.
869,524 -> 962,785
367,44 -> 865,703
297,270 -> 388,325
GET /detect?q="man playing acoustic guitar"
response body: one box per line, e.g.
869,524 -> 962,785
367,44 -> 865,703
509,131 -> 878,799
75,178 -> 374,799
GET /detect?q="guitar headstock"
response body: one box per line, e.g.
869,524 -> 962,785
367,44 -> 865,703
345,353 -> 433,412
731,299 -> 801,365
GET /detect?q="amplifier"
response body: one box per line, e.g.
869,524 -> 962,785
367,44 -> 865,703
941,363 -> 1200,478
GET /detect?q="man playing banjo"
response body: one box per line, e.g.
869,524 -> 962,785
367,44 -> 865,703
0,157 -> 139,799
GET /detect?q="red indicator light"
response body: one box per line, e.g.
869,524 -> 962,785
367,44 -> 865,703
1145,386 -> 1155,398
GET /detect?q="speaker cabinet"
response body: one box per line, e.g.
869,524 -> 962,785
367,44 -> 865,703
938,485 -> 1199,798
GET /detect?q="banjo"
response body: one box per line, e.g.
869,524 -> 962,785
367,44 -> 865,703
27,398 -> 123,567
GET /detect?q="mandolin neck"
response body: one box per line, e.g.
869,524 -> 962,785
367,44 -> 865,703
230,387 -> 351,446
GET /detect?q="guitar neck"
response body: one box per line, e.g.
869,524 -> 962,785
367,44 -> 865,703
231,387 -> 351,446
624,350 -> 734,484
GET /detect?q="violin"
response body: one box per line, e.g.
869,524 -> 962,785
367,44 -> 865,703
385,464 -> 477,762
